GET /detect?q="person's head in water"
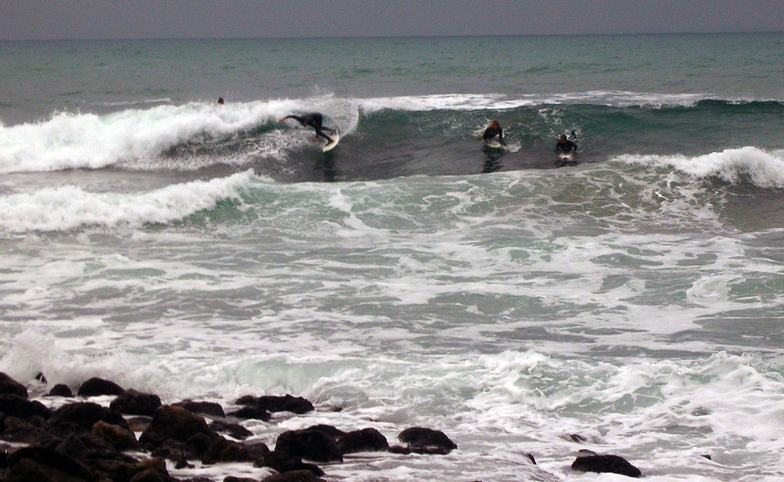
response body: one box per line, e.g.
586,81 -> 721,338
217,97 -> 224,105
489,120 -> 500,129
559,135 -> 567,142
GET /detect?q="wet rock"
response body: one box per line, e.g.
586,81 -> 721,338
338,428 -> 389,454
0,394 -> 52,421
77,378 -> 125,397
91,420 -> 140,452
173,400 -> 226,418
0,373 -> 28,399
52,402 -> 129,431
571,451 -> 641,478
227,405 -> 271,422
48,384 -> 74,398
398,427 -> 457,453
139,405 -> 217,449
236,395 -> 314,415
303,425 -> 344,439
209,420 -> 254,440
201,436 -> 256,465
0,415 -> 56,445
255,451 -> 324,477
275,429 -> 342,463
110,389 -> 162,417
261,469 -> 324,482
7,446 -> 96,482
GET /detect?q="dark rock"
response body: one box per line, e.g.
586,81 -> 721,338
0,373 -> 28,399
236,395 -> 314,415
0,394 -> 52,421
224,477 -> 258,482
209,420 -> 254,440
173,400 -> 226,418
398,427 -> 457,453
77,378 -> 125,398
571,453 -> 641,478
244,441 -> 271,460
261,469 -> 324,482
139,405 -> 217,449
55,434 -> 91,462
0,416 -> 56,445
7,446 -> 96,482
338,428 -> 389,454
227,405 -> 271,422
202,436 -> 256,465
110,389 -> 162,417
88,454 -> 167,482
128,468 -> 165,482
49,384 -> 74,397
303,425 -> 344,439
275,429 -> 342,463
255,451 -> 324,477
91,420 -> 140,451
52,402 -> 129,431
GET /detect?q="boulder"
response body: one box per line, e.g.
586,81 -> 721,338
209,420 -> 254,440
201,436 -> 256,465
571,452 -> 641,478
49,384 -> 74,397
275,429 -> 342,463
398,427 -> 457,453
0,373 -> 28,399
77,378 -> 125,397
0,394 -> 52,421
173,400 -> 226,418
139,405 -> 217,449
227,405 -> 271,422
52,402 -> 129,431
110,389 -> 162,417
255,451 -> 324,477
261,469 -> 324,482
7,446 -> 96,482
91,420 -> 140,451
338,428 -> 389,454
236,395 -> 314,415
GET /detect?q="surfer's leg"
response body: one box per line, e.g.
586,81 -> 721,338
315,128 -> 334,144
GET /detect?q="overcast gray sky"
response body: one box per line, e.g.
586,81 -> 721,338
2,0 -> 783,40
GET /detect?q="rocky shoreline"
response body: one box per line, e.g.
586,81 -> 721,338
0,373 -> 642,481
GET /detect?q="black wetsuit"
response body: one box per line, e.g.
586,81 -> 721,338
282,113 -> 336,144
482,126 -> 503,144
555,139 -> 578,154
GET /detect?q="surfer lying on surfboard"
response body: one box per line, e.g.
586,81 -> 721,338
279,113 -> 337,147
555,132 -> 578,157
479,120 -> 505,147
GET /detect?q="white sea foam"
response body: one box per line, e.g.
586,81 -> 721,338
617,147 -> 784,188
0,170 -> 256,232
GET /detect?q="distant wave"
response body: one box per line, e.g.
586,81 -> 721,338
617,147 -> 784,188
0,171 -> 256,233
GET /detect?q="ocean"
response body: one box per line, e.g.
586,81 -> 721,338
1,33 -> 784,481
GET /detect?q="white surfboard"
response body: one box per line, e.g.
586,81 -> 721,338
484,138 -> 503,149
322,131 -> 340,152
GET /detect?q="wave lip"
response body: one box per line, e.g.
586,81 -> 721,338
0,171 -> 255,233
0,100 -> 298,174
617,147 -> 784,188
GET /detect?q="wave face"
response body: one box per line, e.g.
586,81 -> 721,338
2,95 -> 782,185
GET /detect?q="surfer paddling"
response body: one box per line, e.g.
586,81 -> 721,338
279,113 -> 337,147
479,120 -> 504,146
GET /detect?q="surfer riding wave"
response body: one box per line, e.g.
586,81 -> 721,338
279,113 -> 337,146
